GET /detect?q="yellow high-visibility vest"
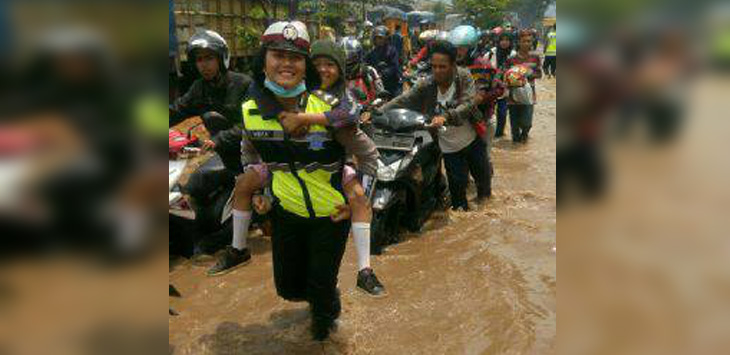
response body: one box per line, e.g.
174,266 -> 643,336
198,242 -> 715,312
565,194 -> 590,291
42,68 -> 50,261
242,92 -> 346,218
546,31 -> 557,56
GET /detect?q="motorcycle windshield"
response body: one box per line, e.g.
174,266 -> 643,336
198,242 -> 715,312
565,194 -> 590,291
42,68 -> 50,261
379,149 -> 407,166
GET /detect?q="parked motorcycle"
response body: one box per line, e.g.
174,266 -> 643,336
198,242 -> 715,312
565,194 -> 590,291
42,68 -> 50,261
168,126 -> 235,257
363,108 -> 449,254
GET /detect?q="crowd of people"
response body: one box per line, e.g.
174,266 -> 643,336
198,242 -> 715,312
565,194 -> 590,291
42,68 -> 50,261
170,19 -> 556,341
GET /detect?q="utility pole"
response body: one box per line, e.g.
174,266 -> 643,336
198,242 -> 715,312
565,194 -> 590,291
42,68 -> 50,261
289,0 -> 299,19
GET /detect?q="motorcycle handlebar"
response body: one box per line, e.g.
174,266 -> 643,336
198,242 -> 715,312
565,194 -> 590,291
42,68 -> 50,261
423,123 -> 447,133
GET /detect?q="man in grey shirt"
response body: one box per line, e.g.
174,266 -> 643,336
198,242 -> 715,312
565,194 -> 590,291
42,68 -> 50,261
373,40 -> 491,210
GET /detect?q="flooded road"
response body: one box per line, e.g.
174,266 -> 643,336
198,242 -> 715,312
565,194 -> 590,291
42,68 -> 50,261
169,79 -> 556,355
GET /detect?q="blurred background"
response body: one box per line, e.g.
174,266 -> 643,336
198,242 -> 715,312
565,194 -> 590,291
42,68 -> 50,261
559,0 -> 730,354
0,1 -> 168,354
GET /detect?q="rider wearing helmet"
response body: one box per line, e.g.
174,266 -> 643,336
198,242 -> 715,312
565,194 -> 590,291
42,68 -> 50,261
478,30 -> 492,55
504,29 -> 543,143
449,25 -> 481,67
409,30 -> 439,67
170,29 -> 253,173
489,31 -> 516,138
342,36 -> 386,103
390,24 -> 405,66
365,25 -> 401,96
409,30 -> 449,69
543,24 -> 557,78
470,56 -> 506,190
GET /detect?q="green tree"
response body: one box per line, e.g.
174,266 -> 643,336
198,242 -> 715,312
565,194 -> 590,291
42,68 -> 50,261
453,0 -> 510,29
432,1 -> 446,23
507,0 -> 553,28
236,5 -> 267,52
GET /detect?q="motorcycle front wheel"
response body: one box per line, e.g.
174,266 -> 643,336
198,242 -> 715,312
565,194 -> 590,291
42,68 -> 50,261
370,204 -> 402,255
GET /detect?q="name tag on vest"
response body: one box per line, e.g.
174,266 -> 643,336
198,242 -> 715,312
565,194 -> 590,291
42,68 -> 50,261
250,130 -> 282,140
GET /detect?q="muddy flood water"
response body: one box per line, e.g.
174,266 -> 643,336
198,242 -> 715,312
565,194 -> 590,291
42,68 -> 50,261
169,79 -> 557,355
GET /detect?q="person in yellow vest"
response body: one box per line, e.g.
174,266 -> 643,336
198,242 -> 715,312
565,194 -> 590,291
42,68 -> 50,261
543,24 -> 557,79
239,21 -> 353,341
208,40 -> 388,298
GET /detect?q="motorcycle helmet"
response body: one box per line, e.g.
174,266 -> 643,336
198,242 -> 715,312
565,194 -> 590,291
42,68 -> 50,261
449,25 -> 479,48
504,65 -> 529,87
341,36 -> 364,80
260,21 -> 311,55
419,29 -> 439,43
188,29 -> 230,71
373,25 -> 389,39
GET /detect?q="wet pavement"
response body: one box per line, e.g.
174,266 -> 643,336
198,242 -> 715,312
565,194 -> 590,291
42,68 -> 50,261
169,78 -> 556,355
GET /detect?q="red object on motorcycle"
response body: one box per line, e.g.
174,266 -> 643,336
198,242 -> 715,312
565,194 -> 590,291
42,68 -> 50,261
348,78 -> 375,105
169,129 -> 198,158
473,121 -> 487,138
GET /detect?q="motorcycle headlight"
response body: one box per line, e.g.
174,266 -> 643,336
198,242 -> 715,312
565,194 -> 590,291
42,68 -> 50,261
377,160 -> 397,182
377,164 -> 396,182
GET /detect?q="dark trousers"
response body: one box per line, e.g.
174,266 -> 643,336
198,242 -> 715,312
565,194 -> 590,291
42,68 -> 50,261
495,98 -> 509,137
271,205 -> 350,323
508,104 -> 534,142
443,138 -> 491,210
201,112 -> 242,173
543,56 -> 556,77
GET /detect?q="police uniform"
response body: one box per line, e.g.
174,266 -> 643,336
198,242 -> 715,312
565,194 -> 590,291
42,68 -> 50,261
544,29 -> 557,77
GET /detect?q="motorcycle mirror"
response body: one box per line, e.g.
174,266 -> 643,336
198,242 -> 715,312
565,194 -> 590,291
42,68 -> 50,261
187,123 -> 202,139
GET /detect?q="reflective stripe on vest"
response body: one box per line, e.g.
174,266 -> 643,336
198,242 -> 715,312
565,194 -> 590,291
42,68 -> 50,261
546,32 -> 557,56
242,95 -> 346,218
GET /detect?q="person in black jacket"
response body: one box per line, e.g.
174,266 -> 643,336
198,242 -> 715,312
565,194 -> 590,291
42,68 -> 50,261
170,30 -> 252,173
366,26 -> 402,97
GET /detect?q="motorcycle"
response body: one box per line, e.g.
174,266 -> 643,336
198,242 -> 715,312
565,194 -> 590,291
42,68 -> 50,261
362,108 -> 449,254
168,125 -> 235,257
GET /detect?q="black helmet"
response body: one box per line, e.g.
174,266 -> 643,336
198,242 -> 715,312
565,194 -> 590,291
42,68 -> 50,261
341,36 -> 363,80
373,26 -> 389,40
187,30 -> 230,71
